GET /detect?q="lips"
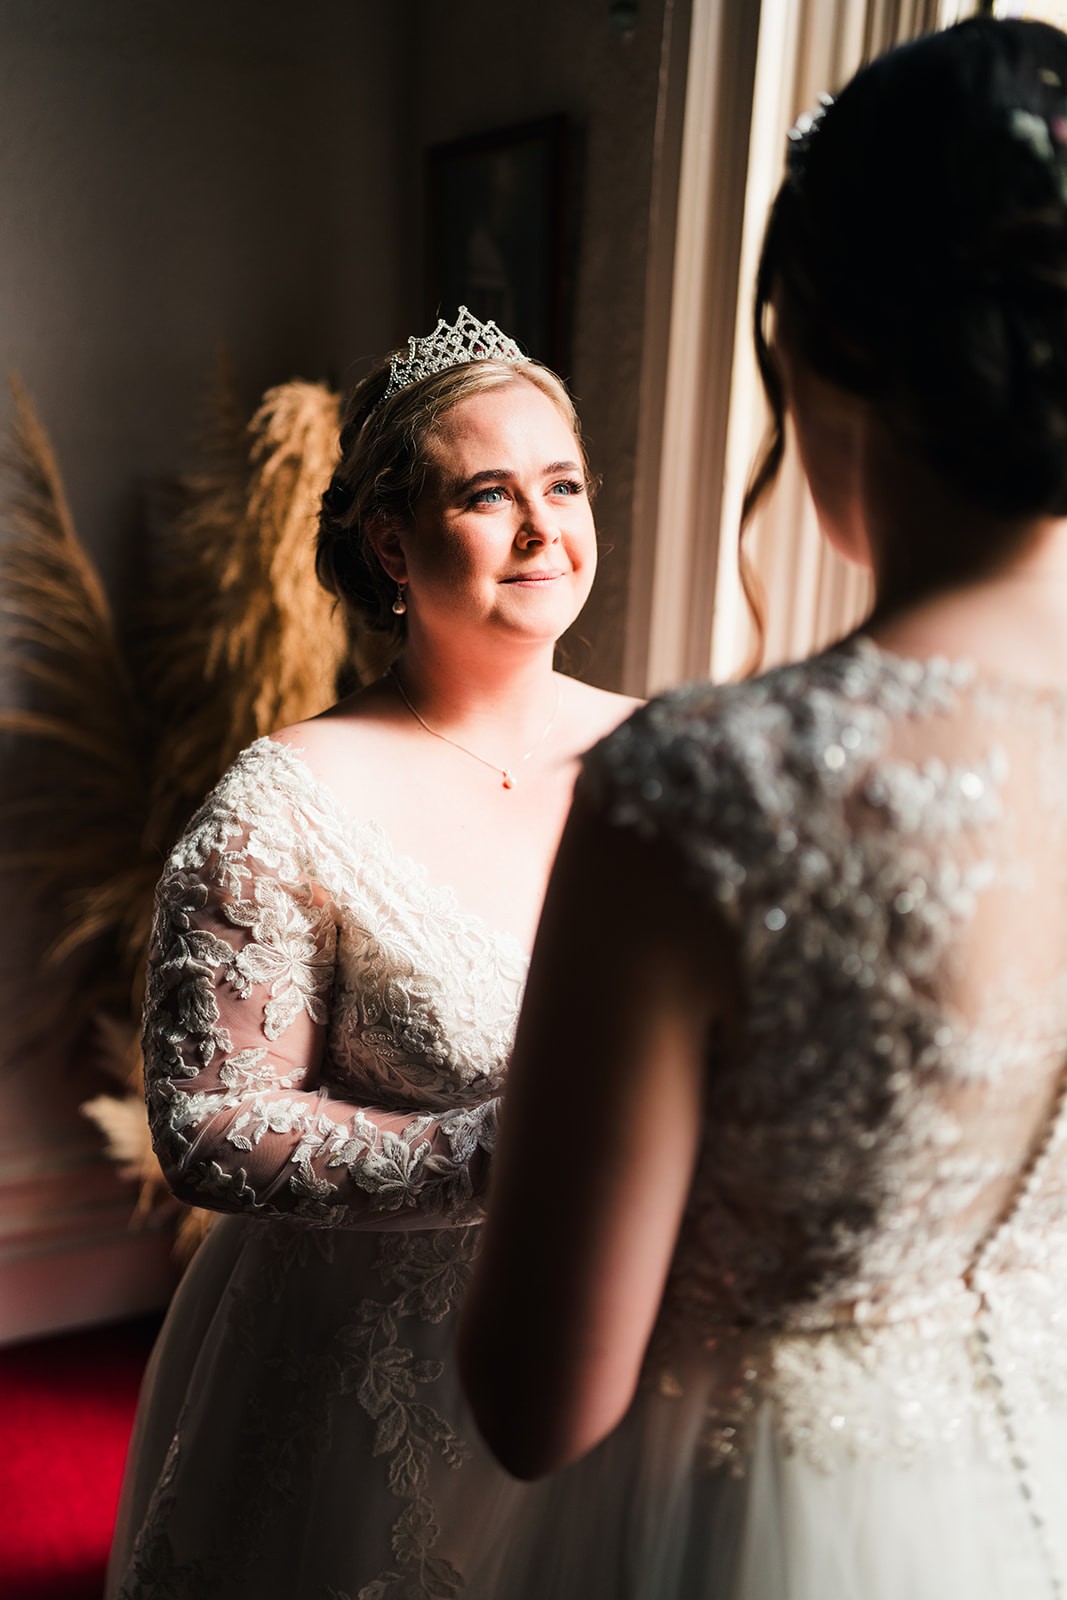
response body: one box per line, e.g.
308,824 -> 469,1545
501,571 -> 565,583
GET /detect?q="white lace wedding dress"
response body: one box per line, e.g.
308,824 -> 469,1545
454,637 -> 1067,1600
111,637 -> 1067,1599
107,736 -> 529,1600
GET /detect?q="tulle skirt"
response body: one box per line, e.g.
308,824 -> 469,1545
454,1398 -> 1067,1600
106,1211 -> 504,1599
109,1216 -> 1067,1600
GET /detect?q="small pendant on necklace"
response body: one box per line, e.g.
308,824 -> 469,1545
502,771 -> 515,790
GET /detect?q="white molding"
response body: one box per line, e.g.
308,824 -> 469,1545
0,1134 -> 177,1344
628,0 -> 763,695
624,0 -> 693,696
0,1226 -> 177,1345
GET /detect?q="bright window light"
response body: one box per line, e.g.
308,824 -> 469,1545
993,2 -> 1067,25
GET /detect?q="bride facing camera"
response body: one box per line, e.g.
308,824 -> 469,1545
106,309 -> 638,1599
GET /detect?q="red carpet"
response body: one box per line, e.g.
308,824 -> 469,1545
0,1315 -> 160,1600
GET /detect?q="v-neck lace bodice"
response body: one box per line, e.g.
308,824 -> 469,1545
262,737 -> 534,970
116,737 -> 535,1600
143,735 -> 528,1228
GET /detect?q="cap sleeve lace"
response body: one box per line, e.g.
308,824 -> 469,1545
578,677 -> 792,925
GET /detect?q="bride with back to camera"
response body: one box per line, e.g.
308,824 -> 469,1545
461,18 -> 1067,1600
107,308 -> 638,1599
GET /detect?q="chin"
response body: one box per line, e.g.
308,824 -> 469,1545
498,584 -> 589,630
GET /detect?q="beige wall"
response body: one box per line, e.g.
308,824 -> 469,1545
0,0 -> 407,588
0,0 -> 411,1340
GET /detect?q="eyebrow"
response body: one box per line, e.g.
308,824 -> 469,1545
446,460 -> 583,498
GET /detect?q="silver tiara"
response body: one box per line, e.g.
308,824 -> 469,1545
1008,104 -> 1067,203
786,92 -> 834,179
379,306 -> 525,407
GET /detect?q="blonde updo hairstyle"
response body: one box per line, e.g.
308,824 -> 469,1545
317,352 -> 590,640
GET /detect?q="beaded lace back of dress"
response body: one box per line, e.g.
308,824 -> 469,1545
584,640 -> 1067,1472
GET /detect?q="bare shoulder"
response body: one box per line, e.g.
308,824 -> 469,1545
563,676 -> 644,746
269,677 -> 408,803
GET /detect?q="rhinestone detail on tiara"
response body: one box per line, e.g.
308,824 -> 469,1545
786,92 -> 834,179
379,306 -> 525,407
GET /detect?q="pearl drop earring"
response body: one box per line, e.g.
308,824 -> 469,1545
391,583 -> 407,616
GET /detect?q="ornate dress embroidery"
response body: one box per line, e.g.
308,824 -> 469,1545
117,739 -> 527,1599
583,640 -> 1067,1596
119,642 -> 1067,1600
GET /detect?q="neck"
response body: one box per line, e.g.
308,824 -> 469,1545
862,425 -> 1067,621
392,626 -> 560,739
857,437 -> 1067,689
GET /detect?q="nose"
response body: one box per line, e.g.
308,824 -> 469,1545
515,502 -> 560,548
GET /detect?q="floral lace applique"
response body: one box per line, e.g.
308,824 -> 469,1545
123,737 -> 526,1598
348,1230 -> 483,1600
117,1433 -> 214,1599
122,1225 -> 482,1600
143,741 -> 519,1229
223,873 -> 335,1036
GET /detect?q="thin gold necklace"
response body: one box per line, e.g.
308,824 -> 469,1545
389,667 -> 562,790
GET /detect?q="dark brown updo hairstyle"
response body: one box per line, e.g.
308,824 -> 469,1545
746,18 -> 1067,558
317,348 -> 590,642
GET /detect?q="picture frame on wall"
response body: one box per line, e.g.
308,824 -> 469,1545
425,115 -> 573,375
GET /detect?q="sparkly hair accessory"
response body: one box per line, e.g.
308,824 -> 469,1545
1008,101 -> 1067,202
786,93 -> 834,180
378,306 -> 525,408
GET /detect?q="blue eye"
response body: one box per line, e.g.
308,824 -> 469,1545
470,486 -> 508,506
551,479 -> 585,497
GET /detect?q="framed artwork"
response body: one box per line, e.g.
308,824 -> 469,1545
425,116 -> 573,374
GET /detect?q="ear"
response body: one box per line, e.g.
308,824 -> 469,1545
784,360 -> 869,568
365,515 -> 410,584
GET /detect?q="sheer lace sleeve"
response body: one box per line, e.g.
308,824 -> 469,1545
143,777 -> 496,1231
578,681 -> 789,926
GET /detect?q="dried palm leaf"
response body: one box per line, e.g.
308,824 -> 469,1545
233,379 -> 352,735
0,377 -> 153,1068
1,367 -> 374,1249
135,374 -> 360,862
97,376 -> 362,1232
81,1093 -> 152,1185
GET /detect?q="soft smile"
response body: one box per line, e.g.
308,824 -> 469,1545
500,571 -> 566,584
